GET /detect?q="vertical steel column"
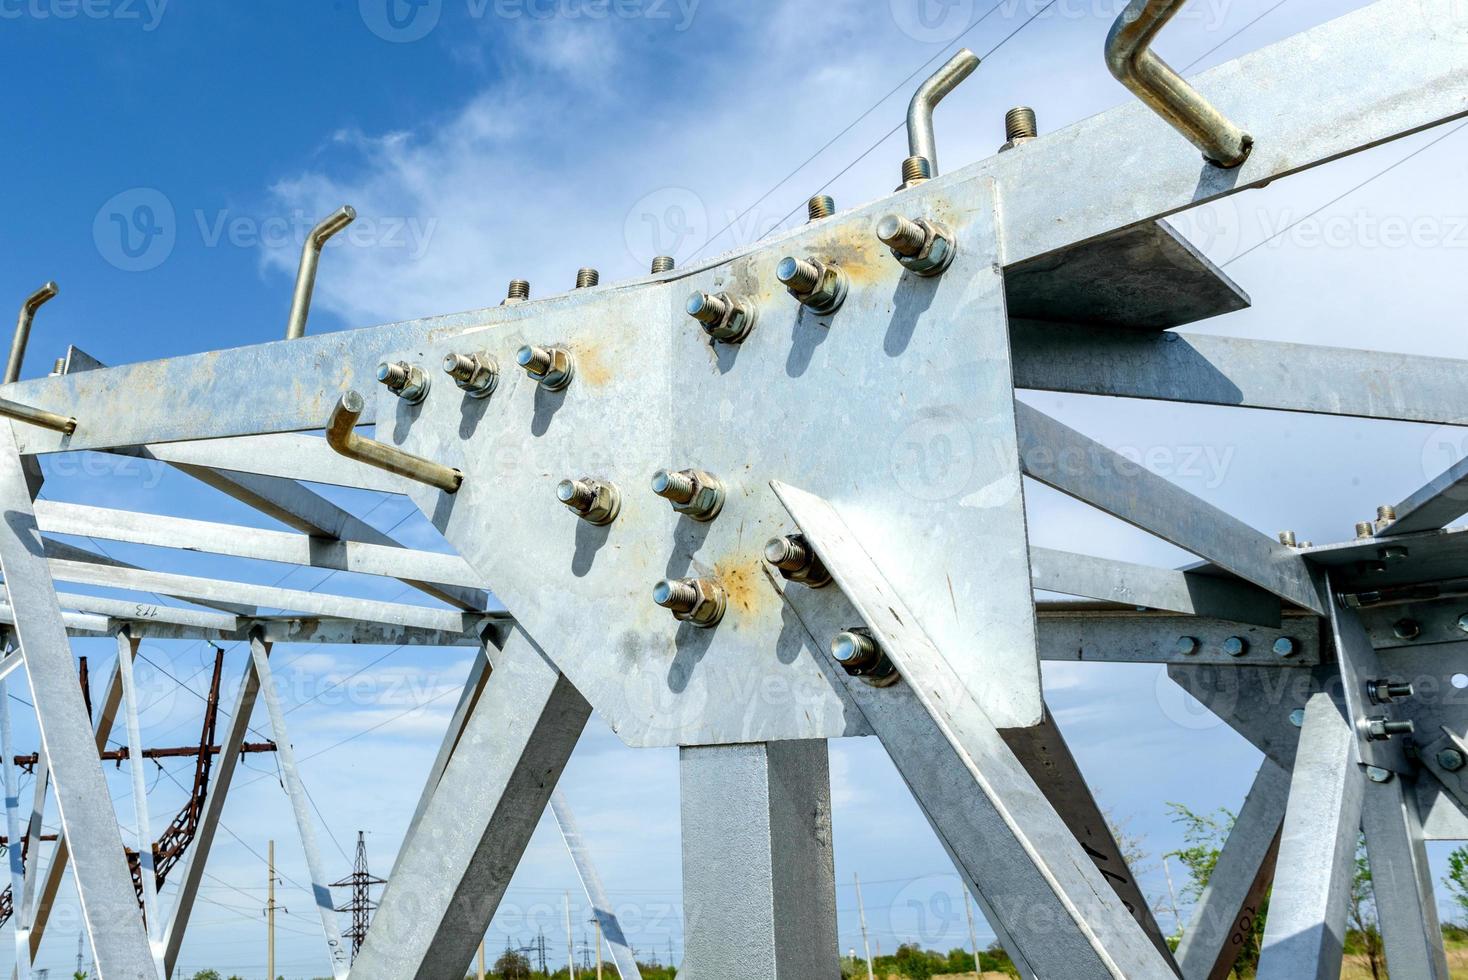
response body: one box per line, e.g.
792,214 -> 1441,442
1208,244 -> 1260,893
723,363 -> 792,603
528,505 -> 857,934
0,675 -> 30,980
115,629 -> 165,979
0,422 -> 155,979
160,649 -> 263,976
1175,759 -> 1289,980
1360,774 -> 1450,978
550,790 -> 643,980
249,634 -> 349,980
1256,691 -> 1365,980
679,740 -> 838,980
350,626 -> 591,980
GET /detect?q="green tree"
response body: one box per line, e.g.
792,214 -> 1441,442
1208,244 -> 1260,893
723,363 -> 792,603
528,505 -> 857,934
189,971 -> 222,980
1346,834 -> 1383,979
1446,843 -> 1468,922
493,947 -> 531,979
1166,802 -> 1267,977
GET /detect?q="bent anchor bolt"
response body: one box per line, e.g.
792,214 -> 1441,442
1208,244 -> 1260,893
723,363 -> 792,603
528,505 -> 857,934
1105,0 -> 1252,167
284,206 -> 356,340
904,48 -> 980,184
0,396 -> 75,434
6,282 -> 58,385
326,390 -> 462,493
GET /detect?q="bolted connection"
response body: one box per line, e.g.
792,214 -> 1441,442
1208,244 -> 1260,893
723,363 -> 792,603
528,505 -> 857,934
1175,636 -> 1199,656
377,361 -> 431,404
1222,636 -> 1248,658
1278,530 -> 1297,547
557,478 -> 621,525
686,290 -> 757,344
876,214 -> 956,276
651,468 -> 725,522
1365,717 -> 1415,741
900,155 -> 932,189
653,578 -> 727,628
506,279 -> 531,303
1439,748 -> 1466,772
764,534 -> 832,588
651,256 -> 676,274
1393,618 -> 1422,641
830,629 -> 899,686
1355,521 -> 1376,540
1005,106 -> 1038,142
1368,678 -> 1415,704
807,195 -> 836,221
575,268 -> 600,289
1272,636 -> 1298,658
443,351 -> 499,398
777,256 -> 848,315
517,345 -> 575,391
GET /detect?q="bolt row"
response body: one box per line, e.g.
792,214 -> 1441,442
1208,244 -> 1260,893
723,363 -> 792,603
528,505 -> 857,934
1174,634 -> 1299,659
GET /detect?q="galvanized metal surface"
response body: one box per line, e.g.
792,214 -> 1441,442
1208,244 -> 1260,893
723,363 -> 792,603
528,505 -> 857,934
550,791 -> 644,980
1032,547 -> 1280,626
1360,775 -> 1451,979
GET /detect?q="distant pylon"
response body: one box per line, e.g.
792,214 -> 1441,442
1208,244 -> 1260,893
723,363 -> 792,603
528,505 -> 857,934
331,831 -> 386,961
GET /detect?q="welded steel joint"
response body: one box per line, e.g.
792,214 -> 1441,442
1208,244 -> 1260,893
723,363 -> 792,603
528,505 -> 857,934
285,205 -> 356,340
1105,0 -> 1252,167
6,281 -> 58,385
686,291 -> 757,343
326,390 -> 462,493
876,214 -> 956,277
776,256 -> 848,315
906,48 -> 980,180
830,628 -> 899,687
651,469 -> 724,522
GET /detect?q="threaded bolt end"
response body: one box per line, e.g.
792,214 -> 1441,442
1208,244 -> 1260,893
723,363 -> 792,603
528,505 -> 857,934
517,345 -> 553,375
1356,521 -> 1376,539
1005,106 -> 1038,142
764,535 -> 811,571
1278,530 -> 1297,547
686,292 -> 730,326
376,361 -> 409,390
901,156 -> 932,185
807,195 -> 835,221
831,630 -> 878,667
443,353 -> 477,382
575,268 -> 600,289
507,279 -> 531,301
1377,504 -> 1397,522
877,215 -> 928,257
651,256 -> 676,274
557,479 -> 596,513
654,579 -> 700,614
777,257 -> 822,294
651,469 -> 697,505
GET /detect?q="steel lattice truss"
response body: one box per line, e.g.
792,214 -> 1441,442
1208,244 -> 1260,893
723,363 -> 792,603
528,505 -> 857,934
0,1 -> 1466,977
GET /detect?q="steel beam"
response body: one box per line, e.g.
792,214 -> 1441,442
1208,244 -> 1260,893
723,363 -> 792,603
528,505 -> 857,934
1360,774 -> 1450,979
124,433 -> 407,494
0,677 -> 29,980
1255,692 -> 1364,980
1039,611 -> 1318,666
1031,547 -> 1280,626
1382,455 -> 1468,536
1175,759 -> 1289,980
1015,402 -> 1326,614
0,422 -> 155,978
115,629 -> 165,979
680,740 -> 838,980
550,790 -> 644,980
351,626 -> 590,980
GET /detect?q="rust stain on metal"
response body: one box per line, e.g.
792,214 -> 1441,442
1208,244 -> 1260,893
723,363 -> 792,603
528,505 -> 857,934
571,341 -> 613,387
715,556 -> 770,617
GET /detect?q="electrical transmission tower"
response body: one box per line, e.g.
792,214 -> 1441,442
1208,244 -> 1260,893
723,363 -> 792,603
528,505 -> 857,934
331,831 -> 385,962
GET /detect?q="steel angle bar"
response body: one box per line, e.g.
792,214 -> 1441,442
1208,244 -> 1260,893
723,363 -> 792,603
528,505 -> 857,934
0,603 -> 107,636
1038,612 -> 1318,665
114,629 -> 166,979
550,790 -> 643,980
53,591 -> 237,633
1327,587 -> 1410,774
121,434 -> 408,494
1014,402 -> 1327,614
1360,774 -> 1450,979
44,557 -> 475,633
1175,759 -> 1288,980
1032,547 -> 1280,627
161,649 -> 263,976
35,501 -> 485,592
0,422 -> 155,978
1010,320 -> 1468,426
1382,455 -> 1468,536
679,741 -> 838,980
41,537 -> 256,618
0,651 -> 21,685
1168,663 -> 1323,771
249,635 -> 350,979
351,626 -> 590,980
769,481 -> 1173,978
96,618 -> 486,647
0,677 -> 29,980
1255,692 -> 1364,980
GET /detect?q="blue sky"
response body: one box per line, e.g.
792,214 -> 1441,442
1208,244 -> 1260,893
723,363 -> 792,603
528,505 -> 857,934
4,0 -> 1468,975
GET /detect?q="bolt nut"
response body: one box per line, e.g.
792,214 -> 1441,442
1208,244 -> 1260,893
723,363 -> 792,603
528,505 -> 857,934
764,534 -> 832,589
1175,636 -> 1200,656
1222,636 -> 1248,658
1365,716 -> 1415,741
557,478 -> 621,525
651,469 -> 725,522
1393,618 -> 1422,641
1368,679 -> 1415,704
517,345 -> 575,391
1366,765 -> 1395,784
442,351 -> 499,398
1289,708 -> 1306,728
376,361 -> 431,404
875,215 -> 956,277
1272,636 -> 1298,658
686,291 -> 757,344
776,256 -> 848,315
1438,748 -> 1466,772
653,578 -> 726,628
830,628 -> 900,687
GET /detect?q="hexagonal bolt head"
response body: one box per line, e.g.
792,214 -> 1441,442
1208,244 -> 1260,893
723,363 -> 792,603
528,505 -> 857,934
1438,748 -> 1466,772
653,578 -> 726,628
1392,618 -> 1422,641
1175,636 -> 1200,656
776,256 -> 848,315
443,351 -> 499,399
557,478 -> 621,526
517,345 -> 575,391
764,534 -> 832,589
1459,613 -> 1468,634
377,361 -> 431,404
686,291 -> 756,344
1222,636 -> 1248,658
1365,716 -> 1415,741
830,628 -> 899,687
1368,678 -> 1415,704
651,469 -> 725,522
1289,709 -> 1306,728
1365,765 -> 1394,784
1272,636 -> 1298,659
875,215 -> 956,277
